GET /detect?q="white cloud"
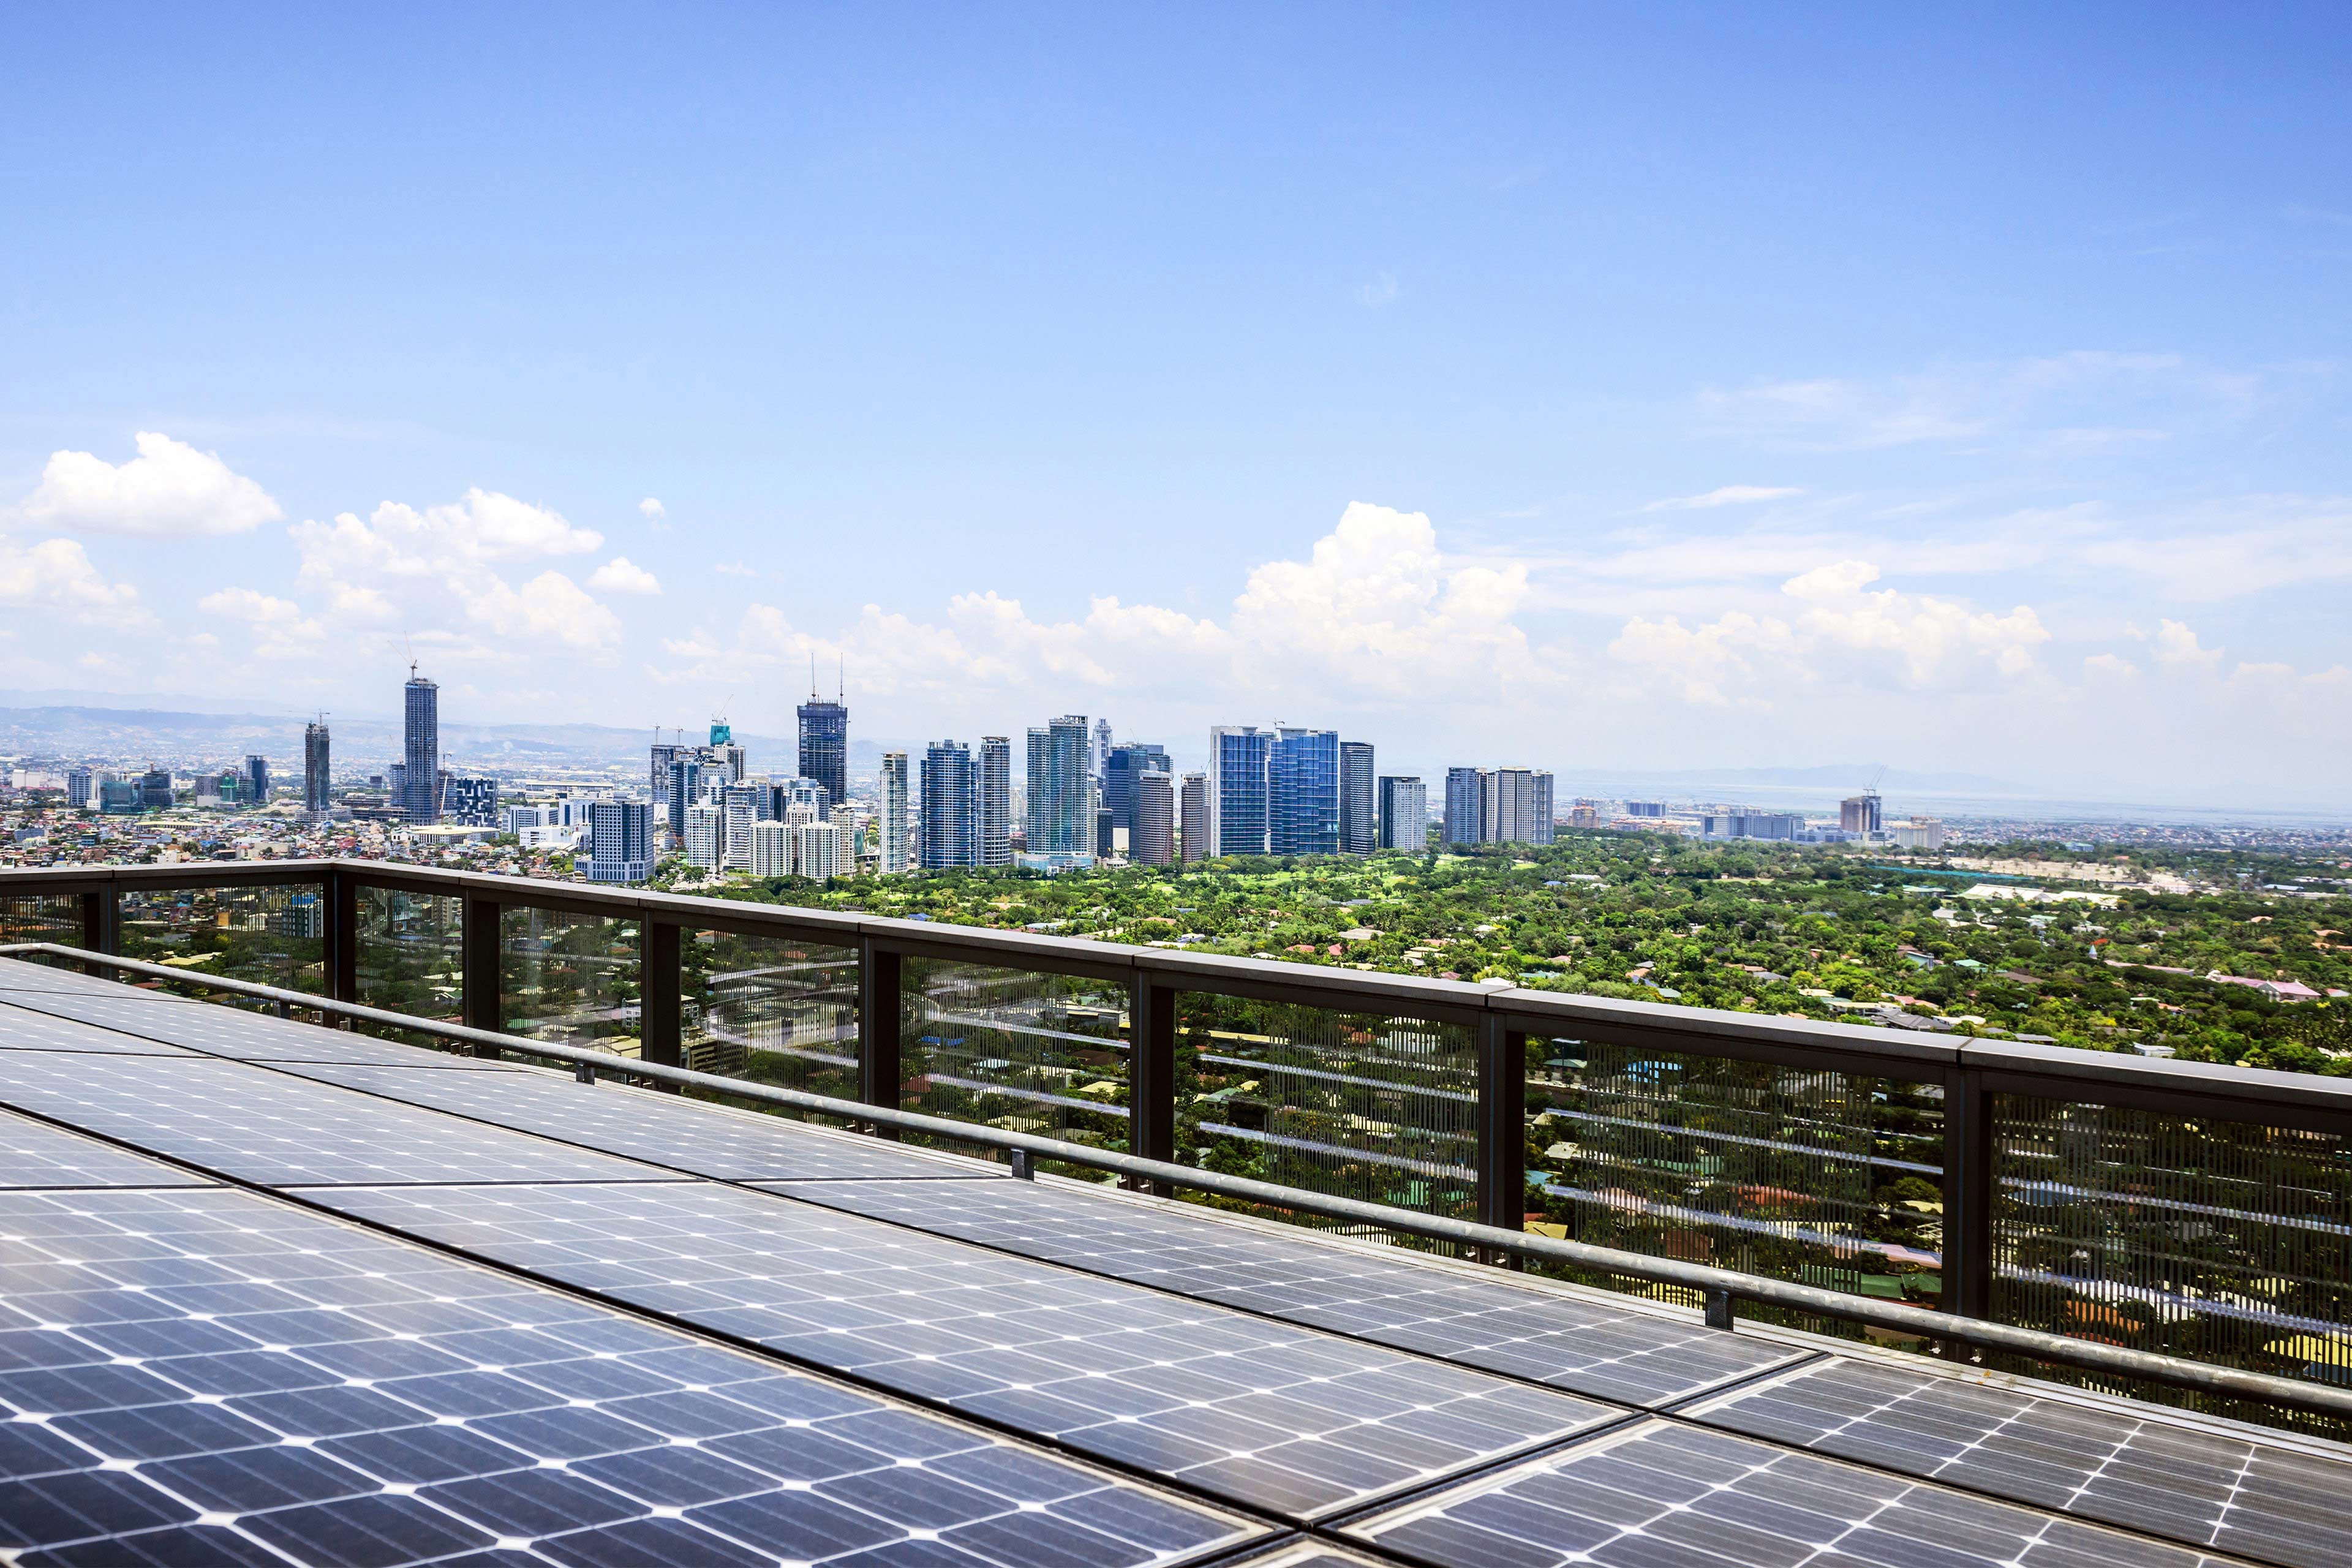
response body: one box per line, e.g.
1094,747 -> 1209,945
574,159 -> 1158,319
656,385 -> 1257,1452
465,570 -> 621,650
2150,619 -> 2223,669
17,431 -> 282,537
1358,270 -> 1400,307
1641,485 -> 1803,511
2084,652 -> 2140,679
1782,560 -> 2049,682
638,497 -> 665,518
714,562 -> 756,578
196,586 -> 326,660
0,536 -> 145,622
197,587 -> 304,624
589,557 -> 661,595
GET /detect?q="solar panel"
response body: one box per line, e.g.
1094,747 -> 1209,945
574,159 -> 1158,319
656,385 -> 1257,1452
0,1006 -> 201,1059
276,1059 -> 1010,1183
0,989 -> 508,1070
307,1179 -> 1623,1522
0,1107 -> 213,1189
763,1177 -> 1804,1407
0,1183 -> 1265,1567
0,1051 -> 675,1188
1686,1355 -> 2352,1568
0,957 -> 143,995
1347,1417 -> 2244,1568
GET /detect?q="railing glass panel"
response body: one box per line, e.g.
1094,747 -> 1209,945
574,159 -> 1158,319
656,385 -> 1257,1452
0,895 -> 78,950
1525,1035 -> 1946,1332
682,928 -> 860,1110
117,883 -> 325,997
353,886 -> 466,1049
1994,1093 -> 2351,1430
500,908 -> 641,1054
1176,992 -> 1477,1245
900,957 -> 1130,1169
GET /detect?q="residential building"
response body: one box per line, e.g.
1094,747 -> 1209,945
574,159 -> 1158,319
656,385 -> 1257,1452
401,665 -> 439,824
584,800 -> 650,884
751,820 -> 793,878
1625,800 -> 1667,818
1378,776 -> 1427,851
649,739 -> 682,807
1482,767 -> 1550,845
722,783 -> 767,870
1888,816 -> 1946,850
920,742 -> 976,869
831,804 -> 862,871
879,752 -> 911,873
793,820 -> 843,881
65,768 -> 93,810
1179,772 -> 1209,863
1702,810 -> 1805,840
769,776 -> 826,821
241,754 -> 270,807
1443,766 -> 1485,846
100,779 -> 141,815
977,736 -> 1012,868
665,755 -> 709,838
1091,716 -> 1113,784
442,775 -> 499,828
1270,728 -> 1340,857
1207,725 -> 1272,856
1569,799 -> 1599,830
1841,791 -> 1885,835
303,720 -> 330,814
137,767 -> 173,812
1338,741 -> 1376,856
683,804 -> 724,870
1133,767 -> 1175,866
1023,715 -> 1093,868
1103,744 -> 1169,843
796,682 -> 848,812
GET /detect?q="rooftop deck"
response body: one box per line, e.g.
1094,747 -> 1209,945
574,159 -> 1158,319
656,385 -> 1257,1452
0,952 -> 2346,1568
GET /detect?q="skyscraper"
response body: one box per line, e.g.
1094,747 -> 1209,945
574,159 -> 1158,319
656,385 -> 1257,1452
1531,770 -> 1555,844
722,783 -> 767,870
1841,791 -> 1884,835
1104,744 -> 1169,842
649,736 -> 681,807
584,800 -> 650,884
303,720 -> 330,814
137,767 -> 173,811
1378,776 -> 1427,850
796,671 -> 848,813
684,804 -> 724,869
1023,716 -> 1093,867
1179,772 -> 1209,863
920,742 -> 976,869
401,665 -> 439,824
442,775 -> 499,827
66,768 -> 93,809
1133,767 -> 1175,867
751,820 -> 793,877
241,754 -> 270,807
1207,726 -> 1272,856
879,752 -> 911,873
1338,741 -> 1376,856
1270,728 -> 1340,857
666,756 -> 707,838
1443,766 -> 1485,845
709,719 -> 748,785
977,736 -> 1013,868
793,821 -> 843,881
1092,717 -> 1113,785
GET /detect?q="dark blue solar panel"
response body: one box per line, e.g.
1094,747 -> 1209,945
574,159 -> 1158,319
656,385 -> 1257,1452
0,1107 -> 211,1189
0,990 -> 506,1071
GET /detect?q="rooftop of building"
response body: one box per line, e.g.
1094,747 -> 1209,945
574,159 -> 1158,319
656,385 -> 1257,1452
0,949 -> 2345,1567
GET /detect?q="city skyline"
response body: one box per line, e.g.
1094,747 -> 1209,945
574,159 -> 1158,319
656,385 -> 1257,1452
4,11 -> 2350,805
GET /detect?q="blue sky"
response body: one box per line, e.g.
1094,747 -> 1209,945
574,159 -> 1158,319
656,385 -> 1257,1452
3,5 -> 2348,802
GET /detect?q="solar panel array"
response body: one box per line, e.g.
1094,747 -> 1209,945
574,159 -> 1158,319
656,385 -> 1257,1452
1687,1357 -> 2351,1568
4,967 -> 2350,1568
0,956 -> 146,995
0,1184 -> 1260,1567
1346,1419 -> 2245,1568
310,1179 -> 1618,1521
277,1058 -> 1010,1183
766,1175 -> 1800,1407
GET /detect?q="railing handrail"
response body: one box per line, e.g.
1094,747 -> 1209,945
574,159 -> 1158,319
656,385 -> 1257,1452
7,858 -> 2348,1117
4,937 -> 2348,1423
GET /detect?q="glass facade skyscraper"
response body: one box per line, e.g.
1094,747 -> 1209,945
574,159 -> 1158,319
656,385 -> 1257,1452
1270,728 -> 1340,857
977,736 -> 1012,867
1023,715 -> 1094,866
1378,775 -> 1427,850
1103,743 -> 1169,839
401,667 -> 439,824
796,690 -> 849,812
1443,766 -> 1485,845
303,720 -> 331,814
919,742 -> 975,869
1338,741 -> 1375,856
879,752 -> 911,873
1207,726 -> 1271,856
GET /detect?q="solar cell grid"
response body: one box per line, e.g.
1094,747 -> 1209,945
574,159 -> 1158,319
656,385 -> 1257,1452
275,1059 -> 1010,1183
0,1051 -> 669,1188
1686,1356 -> 2352,1568
0,1108 -> 213,1190
0,1006 -> 200,1059
0,1185 -> 1264,1567
0,957 -> 146,996
764,1177 -> 1802,1408
309,1179 -> 1623,1521
1347,1417 -> 2245,1568
0,989 -> 507,1070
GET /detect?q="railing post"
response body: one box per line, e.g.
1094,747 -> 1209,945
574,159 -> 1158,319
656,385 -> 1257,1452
859,939 -> 902,1137
322,869 -> 357,1019
1128,971 -> 1177,1193
78,886 -> 119,976
1476,1016 -> 1527,1264
1944,1065 -> 1994,1333
462,894 -> 502,1058
641,919 -> 681,1085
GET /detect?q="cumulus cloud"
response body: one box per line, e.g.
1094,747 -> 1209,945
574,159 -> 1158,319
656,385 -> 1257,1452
589,557 -> 661,595
2149,619 -> 2223,669
0,537 -> 145,622
196,586 -> 326,660
197,587 -> 305,624
1781,560 -> 2049,682
18,431 -> 282,537
289,488 -> 620,657
638,497 -> 665,518
1641,485 -> 1803,511
1358,271 -> 1400,307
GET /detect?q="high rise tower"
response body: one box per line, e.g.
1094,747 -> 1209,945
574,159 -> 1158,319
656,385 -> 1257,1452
1023,716 -> 1093,867
401,665 -> 440,824
1338,741 -> 1376,856
977,736 -> 1012,867
920,741 -> 976,869
303,720 -> 331,814
796,662 -> 849,812
879,752 -> 911,874
1207,726 -> 1272,856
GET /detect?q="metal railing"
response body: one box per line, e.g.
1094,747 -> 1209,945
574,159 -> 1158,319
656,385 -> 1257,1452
5,857 -> 2350,1422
